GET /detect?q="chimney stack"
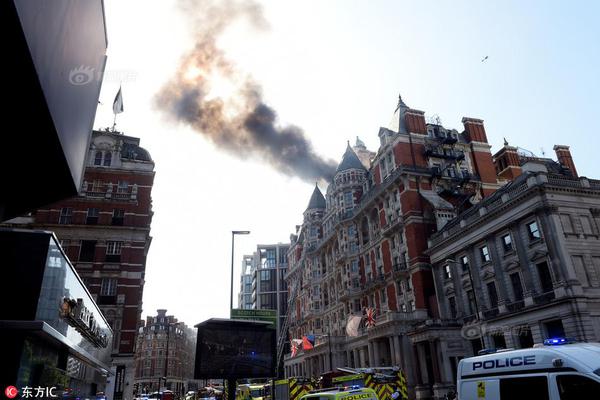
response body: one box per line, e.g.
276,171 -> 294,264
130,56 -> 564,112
462,117 -> 488,143
405,109 -> 427,134
493,141 -> 522,181
553,145 -> 578,177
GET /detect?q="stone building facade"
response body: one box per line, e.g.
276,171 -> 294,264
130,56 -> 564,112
427,159 -> 600,390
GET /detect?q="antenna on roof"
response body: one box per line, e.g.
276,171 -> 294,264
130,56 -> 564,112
427,114 -> 442,125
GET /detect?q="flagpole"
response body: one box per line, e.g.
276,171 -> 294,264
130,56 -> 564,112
112,84 -> 123,133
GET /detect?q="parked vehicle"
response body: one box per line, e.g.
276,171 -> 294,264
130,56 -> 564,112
299,386 -> 378,400
457,339 -> 600,399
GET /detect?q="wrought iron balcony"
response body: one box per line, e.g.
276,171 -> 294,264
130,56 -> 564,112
392,262 -> 408,277
482,307 -> 500,319
505,299 -> 525,313
533,291 -> 555,305
425,145 -> 465,160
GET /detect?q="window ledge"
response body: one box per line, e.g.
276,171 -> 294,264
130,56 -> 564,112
503,250 -> 516,258
528,238 -> 543,248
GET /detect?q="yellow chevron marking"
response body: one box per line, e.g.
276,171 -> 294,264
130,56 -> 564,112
333,373 -> 364,383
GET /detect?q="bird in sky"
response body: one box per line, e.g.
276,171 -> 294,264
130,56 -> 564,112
481,55 -> 489,62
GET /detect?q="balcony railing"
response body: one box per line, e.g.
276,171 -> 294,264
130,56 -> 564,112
382,215 -> 403,236
533,291 -> 555,305
482,307 -> 500,319
392,263 -> 408,277
505,299 -> 525,313
462,314 -> 478,324
424,145 -> 465,160
377,311 -> 422,324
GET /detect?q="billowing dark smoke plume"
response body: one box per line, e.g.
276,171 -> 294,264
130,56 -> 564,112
155,0 -> 336,182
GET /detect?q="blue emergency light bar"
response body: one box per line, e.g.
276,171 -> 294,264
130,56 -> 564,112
543,337 -> 575,346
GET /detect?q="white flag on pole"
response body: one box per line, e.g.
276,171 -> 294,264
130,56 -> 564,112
113,86 -> 124,114
345,315 -> 362,337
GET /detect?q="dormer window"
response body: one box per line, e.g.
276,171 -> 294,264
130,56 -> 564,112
94,150 -> 113,167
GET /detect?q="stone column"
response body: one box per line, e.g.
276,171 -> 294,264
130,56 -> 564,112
373,340 -> 380,366
467,247 -> 484,319
429,340 -> 441,384
388,336 -> 396,365
393,336 -> 402,368
511,223 -> 536,304
530,323 -> 544,345
486,235 -> 509,307
412,343 -> 423,385
538,210 -> 571,283
367,342 -> 374,367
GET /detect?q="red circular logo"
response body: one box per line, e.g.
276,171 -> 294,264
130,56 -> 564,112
5,386 -> 18,399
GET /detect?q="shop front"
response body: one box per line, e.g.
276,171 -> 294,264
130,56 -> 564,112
1,229 -> 113,399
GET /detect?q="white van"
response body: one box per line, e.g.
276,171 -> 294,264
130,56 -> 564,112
457,339 -> 600,399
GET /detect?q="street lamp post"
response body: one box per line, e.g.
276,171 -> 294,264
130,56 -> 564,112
230,230 -> 250,316
445,258 -> 485,350
327,323 -> 333,371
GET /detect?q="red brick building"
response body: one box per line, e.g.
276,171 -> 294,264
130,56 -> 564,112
283,97 -> 586,399
134,309 -> 196,396
283,96 -> 503,397
5,129 -> 155,400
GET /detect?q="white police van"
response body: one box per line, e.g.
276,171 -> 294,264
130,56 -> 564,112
457,339 -> 600,399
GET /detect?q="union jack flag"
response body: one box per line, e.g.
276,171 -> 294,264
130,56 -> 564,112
365,307 -> 376,327
290,339 -> 302,357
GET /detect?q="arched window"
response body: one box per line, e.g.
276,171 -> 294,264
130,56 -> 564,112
94,151 -> 103,165
103,152 -> 112,166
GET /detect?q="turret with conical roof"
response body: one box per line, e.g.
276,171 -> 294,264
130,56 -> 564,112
322,143 -> 369,225
306,183 -> 326,211
302,184 -> 325,246
336,141 -> 367,173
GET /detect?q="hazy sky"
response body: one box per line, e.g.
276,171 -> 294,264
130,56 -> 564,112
94,0 -> 600,327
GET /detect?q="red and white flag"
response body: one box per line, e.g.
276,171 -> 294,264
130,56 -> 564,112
365,307 -> 376,327
290,339 -> 302,357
